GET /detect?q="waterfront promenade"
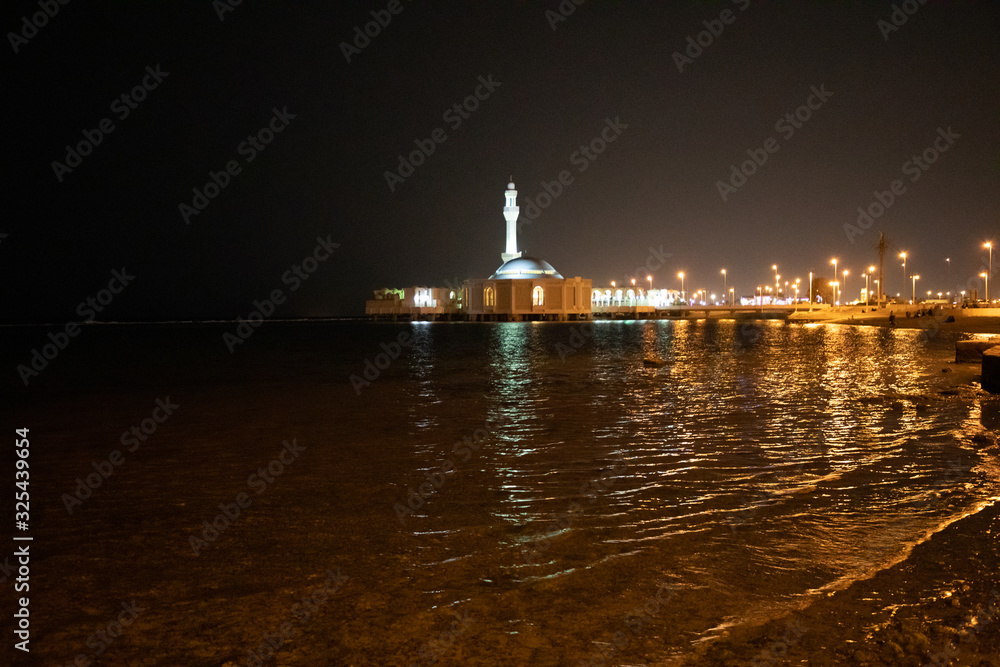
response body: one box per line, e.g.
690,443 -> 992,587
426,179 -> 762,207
594,302 -> 1000,333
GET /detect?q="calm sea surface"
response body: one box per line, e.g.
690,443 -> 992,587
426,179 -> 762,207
4,320 -> 999,665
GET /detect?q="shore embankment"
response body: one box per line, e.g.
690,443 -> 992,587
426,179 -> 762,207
790,305 -> 1000,335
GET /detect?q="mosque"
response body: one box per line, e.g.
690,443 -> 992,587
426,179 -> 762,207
365,180 -> 592,321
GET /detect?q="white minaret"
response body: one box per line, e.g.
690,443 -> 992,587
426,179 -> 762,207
501,178 -> 522,262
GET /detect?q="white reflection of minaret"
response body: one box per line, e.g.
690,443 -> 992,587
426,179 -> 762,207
501,177 -> 522,262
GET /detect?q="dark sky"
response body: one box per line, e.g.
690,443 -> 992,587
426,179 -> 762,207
3,1 -> 998,323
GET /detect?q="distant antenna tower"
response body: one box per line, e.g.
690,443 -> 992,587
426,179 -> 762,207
876,232 -> 888,304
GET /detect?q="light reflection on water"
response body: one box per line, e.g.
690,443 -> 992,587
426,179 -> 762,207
393,319 -> 999,656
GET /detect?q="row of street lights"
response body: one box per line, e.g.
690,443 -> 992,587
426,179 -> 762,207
620,242 -> 994,307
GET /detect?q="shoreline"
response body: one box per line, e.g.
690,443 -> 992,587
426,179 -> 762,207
681,353 -> 1000,666
686,498 -> 1000,666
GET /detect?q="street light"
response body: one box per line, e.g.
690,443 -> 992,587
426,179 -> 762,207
756,286 -> 762,305
868,266 -> 876,304
647,275 -> 652,292
911,275 -> 919,304
729,287 -> 734,306
773,265 -> 779,295
830,259 -> 838,305
900,251 -> 907,294
842,270 -> 849,304
721,269 -> 727,300
985,242 -> 993,302
809,271 -> 813,305
981,273 -> 989,304
678,272 -> 685,302
862,273 -> 868,304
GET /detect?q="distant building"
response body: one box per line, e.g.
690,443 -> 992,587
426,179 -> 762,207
365,287 -> 462,320
462,181 -> 591,321
367,179 -> 591,321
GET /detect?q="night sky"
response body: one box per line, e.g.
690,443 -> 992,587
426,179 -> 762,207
4,1 -> 998,323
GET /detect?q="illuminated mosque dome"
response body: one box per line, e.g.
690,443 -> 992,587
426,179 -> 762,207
490,256 -> 564,280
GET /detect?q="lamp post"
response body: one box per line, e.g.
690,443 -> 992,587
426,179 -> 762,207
721,269 -> 727,301
911,275 -> 919,304
830,259 -> 838,306
900,251 -> 907,295
946,257 -> 951,292
862,273 -> 868,304
729,287 -> 734,306
981,273 -> 989,304
985,242 -> 993,303
678,272 -> 685,302
809,271 -> 813,306
868,266 -> 876,305
773,265 -> 779,295
842,270 -> 849,305
756,286 -> 762,306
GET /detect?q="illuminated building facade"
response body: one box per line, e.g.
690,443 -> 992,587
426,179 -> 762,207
462,181 -> 591,322
366,179 -> 591,321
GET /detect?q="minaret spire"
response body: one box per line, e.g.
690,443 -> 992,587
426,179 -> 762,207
501,178 -> 522,262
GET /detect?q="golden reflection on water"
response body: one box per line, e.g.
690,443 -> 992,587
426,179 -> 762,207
376,319 -> 1000,660
465,321 -> 995,580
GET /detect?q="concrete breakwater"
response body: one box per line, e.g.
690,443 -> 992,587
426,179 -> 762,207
983,346 -> 1000,394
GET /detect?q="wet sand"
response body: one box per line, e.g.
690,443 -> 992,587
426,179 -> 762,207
687,498 -> 1000,666
685,358 -> 1000,667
